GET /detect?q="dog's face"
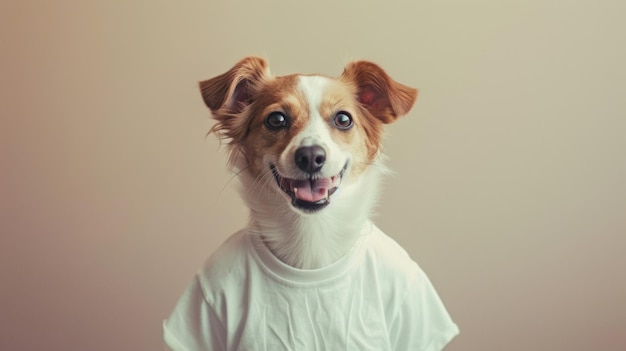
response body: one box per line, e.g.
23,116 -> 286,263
200,57 -> 417,214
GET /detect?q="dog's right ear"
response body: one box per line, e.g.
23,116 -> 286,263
200,57 -> 271,144
199,56 -> 271,113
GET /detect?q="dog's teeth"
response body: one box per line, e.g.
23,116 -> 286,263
293,187 -> 298,194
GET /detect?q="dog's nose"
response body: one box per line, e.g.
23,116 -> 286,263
295,145 -> 326,173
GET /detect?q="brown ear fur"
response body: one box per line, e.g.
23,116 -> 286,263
199,57 -> 271,143
199,56 -> 270,111
341,61 -> 417,123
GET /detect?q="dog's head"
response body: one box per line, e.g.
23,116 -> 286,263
200,57 -> 417,214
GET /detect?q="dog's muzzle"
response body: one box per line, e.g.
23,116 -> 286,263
270,163 -> 347,213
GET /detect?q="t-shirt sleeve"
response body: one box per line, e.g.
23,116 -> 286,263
163,276 -> 226,351
388,265 -> 460,351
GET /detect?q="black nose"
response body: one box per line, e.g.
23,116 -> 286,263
295,145 -> 326,173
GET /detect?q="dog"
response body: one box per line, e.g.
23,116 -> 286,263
164,57 -> 458,350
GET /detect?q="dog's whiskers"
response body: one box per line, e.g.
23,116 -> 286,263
246,166 -> 276,206
217,165 -> 250,199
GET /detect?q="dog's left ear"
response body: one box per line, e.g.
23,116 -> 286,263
341,61 -> 417,123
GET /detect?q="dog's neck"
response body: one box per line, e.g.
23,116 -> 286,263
239,161 -> 385,269
250,209 -> 369,269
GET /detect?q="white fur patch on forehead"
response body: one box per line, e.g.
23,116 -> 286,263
286,75 -> 348,176
294,75 -> 333,147
297,75 -> 332,115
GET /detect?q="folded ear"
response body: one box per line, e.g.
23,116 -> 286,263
199,56 -> 271,113
341,61 -> 417,123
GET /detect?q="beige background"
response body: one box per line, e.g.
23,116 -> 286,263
2,0 -> 625,350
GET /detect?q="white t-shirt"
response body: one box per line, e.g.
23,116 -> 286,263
163,223 -> 459,351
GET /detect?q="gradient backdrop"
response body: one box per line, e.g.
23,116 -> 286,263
2,1 -> 625,350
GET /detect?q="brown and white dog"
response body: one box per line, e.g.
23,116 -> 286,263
200,57 -> 417,269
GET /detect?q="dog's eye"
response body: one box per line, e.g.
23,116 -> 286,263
265,112 -> 288,130
332,111 -> 353,130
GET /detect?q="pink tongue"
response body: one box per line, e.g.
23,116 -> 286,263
293,179 -> 332,202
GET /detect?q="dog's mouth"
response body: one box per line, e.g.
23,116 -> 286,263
270,163 -> 347,212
